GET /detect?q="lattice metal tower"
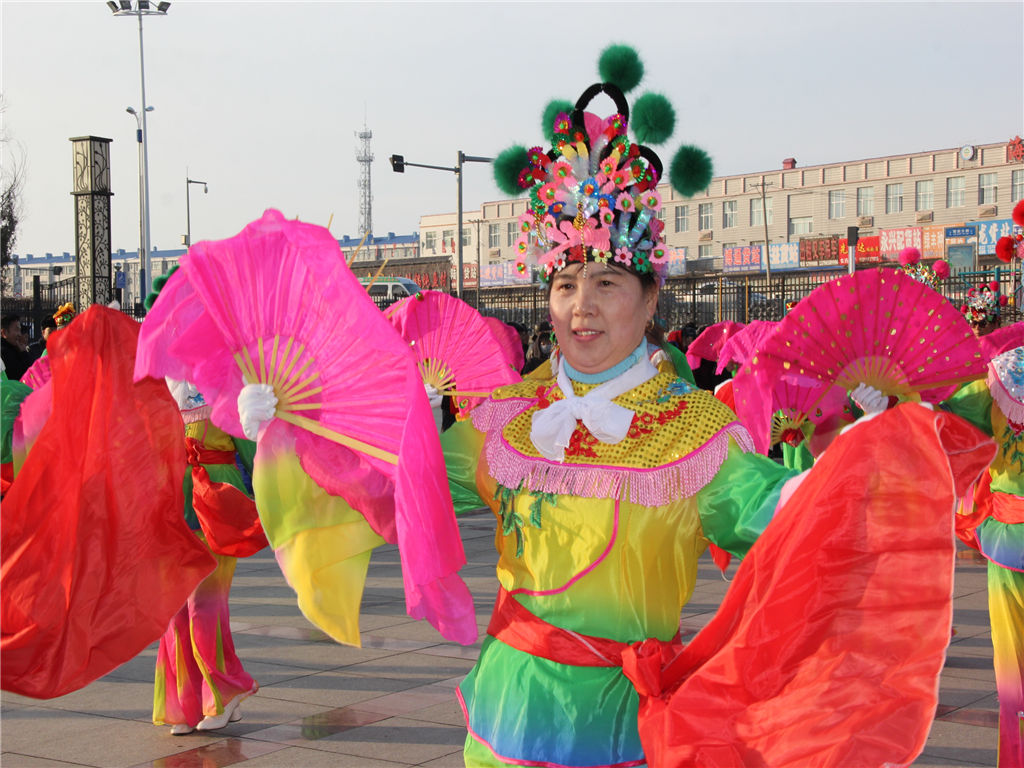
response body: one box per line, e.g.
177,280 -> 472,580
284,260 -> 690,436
356,123 -> 374,237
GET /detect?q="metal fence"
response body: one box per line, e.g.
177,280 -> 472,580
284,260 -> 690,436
469,265 -> 1023,332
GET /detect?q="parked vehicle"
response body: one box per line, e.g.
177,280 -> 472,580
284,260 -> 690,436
358,276 -> 422,309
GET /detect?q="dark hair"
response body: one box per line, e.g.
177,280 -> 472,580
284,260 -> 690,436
1,314 -> 21,331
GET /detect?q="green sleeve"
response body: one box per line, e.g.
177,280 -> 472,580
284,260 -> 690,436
440,418 -> 487,514
942,379 -> 993,437
696,439 -> 796,560
781,440 -> 814,471
232,436 -> 257,476
662,343 -> 697,388
1,377 -> 33,465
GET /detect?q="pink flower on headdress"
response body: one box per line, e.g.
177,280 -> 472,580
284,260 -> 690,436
538,182 -> 560,205
649,247 -> 669,264
639,190 -> 662,210
616,193 -> 635,212
551,161 -> 573,183
610,170 -> 630,188
553,113 -> 571,135
517,168 -> 533,189
515,260 -> 527,274
528,146 -> 546,166
518,213 -> 534,233
649,218 -> 665,240
614,247 -> 632,265
599,209 -> 615,227
599,157 -> 617,177
932,260 -> 950,279
516,236 -> 530,255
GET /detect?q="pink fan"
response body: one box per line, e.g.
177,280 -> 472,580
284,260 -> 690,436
135,209 -> 476,645
980,321 -> 1024,361
20,356 -> 51,390
385,291 -> 520,416
484,315 -> 526,373
754,269 -> 985,409
686,321 -> 744,370
716,320 -> 777,374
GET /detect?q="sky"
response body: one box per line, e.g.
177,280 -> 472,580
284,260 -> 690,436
2,0 -> 1022,261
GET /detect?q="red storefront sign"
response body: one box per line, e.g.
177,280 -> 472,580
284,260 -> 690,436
838,235 -> 881,265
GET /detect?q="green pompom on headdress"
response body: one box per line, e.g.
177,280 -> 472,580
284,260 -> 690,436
598,44 -> 644,93
143,264 -> 179,312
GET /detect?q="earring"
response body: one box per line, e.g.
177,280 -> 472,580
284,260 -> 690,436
645,318 -> 654,332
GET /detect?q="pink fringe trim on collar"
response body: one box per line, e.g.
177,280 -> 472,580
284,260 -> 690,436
471,397 -> 754,506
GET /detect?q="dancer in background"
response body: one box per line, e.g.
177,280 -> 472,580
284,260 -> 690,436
944,281 -> 1024,768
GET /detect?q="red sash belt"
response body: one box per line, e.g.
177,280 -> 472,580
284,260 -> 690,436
183,437 -> 267,558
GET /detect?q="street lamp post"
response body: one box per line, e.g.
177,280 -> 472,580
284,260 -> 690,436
389,150 -> 492,298
126,105 -> 152,306
185,177 -> 208,248
108,0 -> 171,299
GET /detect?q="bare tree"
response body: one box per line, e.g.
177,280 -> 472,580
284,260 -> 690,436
1,99 -> 26,296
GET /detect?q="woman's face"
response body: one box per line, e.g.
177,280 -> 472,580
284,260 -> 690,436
548,262 -> 657,375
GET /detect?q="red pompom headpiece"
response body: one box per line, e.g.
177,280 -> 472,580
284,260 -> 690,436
1013,199 -> 1024,228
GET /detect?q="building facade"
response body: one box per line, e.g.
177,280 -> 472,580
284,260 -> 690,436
420,136 -> 1024,283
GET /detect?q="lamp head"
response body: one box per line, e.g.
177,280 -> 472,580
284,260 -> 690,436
126,106 -> 136,115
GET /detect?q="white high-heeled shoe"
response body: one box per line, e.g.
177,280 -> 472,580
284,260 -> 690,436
170,723 -> 195,735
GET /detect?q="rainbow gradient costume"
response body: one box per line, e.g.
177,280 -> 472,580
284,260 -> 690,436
443,355 -> 991,767
946,347 -> 1024,768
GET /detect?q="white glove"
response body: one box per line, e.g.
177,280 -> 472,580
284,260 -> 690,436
850,383 -> 887,415
237,381 -> 278,440
425,384 -> 443,433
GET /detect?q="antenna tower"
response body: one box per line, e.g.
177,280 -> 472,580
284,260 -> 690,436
356,122 -> 374,237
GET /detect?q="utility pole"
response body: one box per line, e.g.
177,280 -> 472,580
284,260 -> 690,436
752,180 -> 775,288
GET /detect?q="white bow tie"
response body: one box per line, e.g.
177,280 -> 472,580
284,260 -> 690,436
530,355 -> 659,462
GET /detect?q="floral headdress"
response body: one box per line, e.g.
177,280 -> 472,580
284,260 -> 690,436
493,44 -> 713,285
995,200 -> 1024,263
53,302 -> 76,327
896,247 -> 949,290
961,280 -> 1007,326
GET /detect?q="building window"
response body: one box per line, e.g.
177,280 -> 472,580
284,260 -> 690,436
856,187 -> 874,216
424,231 -> 436,251
462,227 -> 471,247
656,207 -> 665,221
828,190 -> 846,219
488,223 -> 500,248
915,180 -> 934,211
506,221 -> 517,246
789,216 -> 813,236
1011,169 -> 1024,202
750,197 -> 773,227
698,203 -> 713,231
978,173 -> 998,205
698,244 -> 713,260
722,200 -> 737,229
442,229 -> 453,250
885,183 -> 903,214
946,176 -> 965,208
674,205 -> 689,233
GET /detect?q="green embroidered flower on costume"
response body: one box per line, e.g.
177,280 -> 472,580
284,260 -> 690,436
1000,423 -> 1024,472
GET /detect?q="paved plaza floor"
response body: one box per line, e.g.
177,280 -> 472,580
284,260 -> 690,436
1,510 -> 1002,768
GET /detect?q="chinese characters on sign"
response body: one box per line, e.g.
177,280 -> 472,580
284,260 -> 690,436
723,245 -> 762,273
798,236 -> 841,265
839,235 -> 881,265
879,227 -> 923,260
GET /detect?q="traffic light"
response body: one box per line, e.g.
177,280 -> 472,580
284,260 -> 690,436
389,154 -> 405,173
847,225 -> 859,250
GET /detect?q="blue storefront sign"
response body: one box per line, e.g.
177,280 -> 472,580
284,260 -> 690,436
968,219 -> 1022,256
944,226 -> 976,239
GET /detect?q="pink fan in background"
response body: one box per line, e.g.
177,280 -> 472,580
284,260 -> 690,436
134,209 -> 476,646
980,320 -> 1024,361
686,321 -> 744,371
386,291 -> 520,417
484,315 -> 526,373
754,269 -> 985,410
716,320 -> 777,375
20,356 -> 51,391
